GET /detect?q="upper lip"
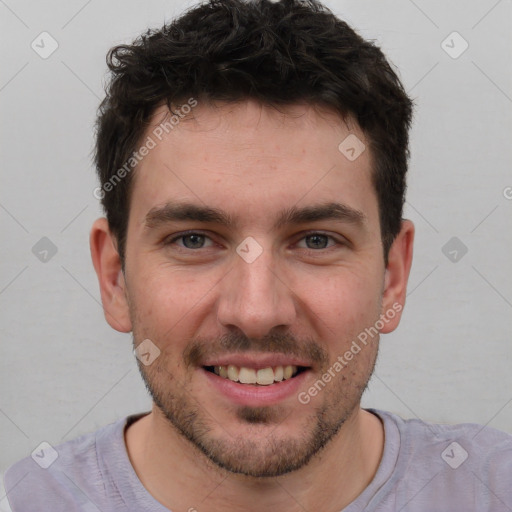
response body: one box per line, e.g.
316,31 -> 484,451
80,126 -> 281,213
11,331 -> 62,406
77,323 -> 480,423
201,353 -> 312,370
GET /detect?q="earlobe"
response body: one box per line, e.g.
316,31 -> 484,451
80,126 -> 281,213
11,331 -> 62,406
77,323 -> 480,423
380,220 -> 414,334
90,218 -> 132,333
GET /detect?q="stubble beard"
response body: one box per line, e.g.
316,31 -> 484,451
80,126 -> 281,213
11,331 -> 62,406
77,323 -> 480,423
134,336 -> 378,478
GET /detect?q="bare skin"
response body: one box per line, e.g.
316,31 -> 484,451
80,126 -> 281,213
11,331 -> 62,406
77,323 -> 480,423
91,100 -> 414,511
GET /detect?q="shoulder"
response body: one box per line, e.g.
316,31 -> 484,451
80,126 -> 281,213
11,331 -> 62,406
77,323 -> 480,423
2,416 -> 131,512
369,408 -> 512,510
376,408 -> 512,468
385,409 -> 512,456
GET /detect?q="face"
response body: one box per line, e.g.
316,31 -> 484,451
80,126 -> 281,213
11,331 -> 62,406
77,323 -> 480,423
93,100 -> 411,477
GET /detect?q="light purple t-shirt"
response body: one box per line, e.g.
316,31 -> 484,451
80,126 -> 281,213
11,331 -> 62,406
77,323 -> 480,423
3,408 -> 512,511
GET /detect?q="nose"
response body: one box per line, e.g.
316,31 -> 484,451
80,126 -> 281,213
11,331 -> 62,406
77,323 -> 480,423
216,245 -> 297,339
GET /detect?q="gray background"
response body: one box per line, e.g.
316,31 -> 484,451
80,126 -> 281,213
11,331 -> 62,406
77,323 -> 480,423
1,0 -> 511,491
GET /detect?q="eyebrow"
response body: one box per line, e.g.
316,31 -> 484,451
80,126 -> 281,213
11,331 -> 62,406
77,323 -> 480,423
144,201 -> 366,231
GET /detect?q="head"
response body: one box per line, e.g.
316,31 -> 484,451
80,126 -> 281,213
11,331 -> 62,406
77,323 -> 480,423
91,0 -> 414,478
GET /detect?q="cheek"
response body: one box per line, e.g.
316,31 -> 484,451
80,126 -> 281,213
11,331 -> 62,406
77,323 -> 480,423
294,266 -> 382,332
127,261 -> 221,339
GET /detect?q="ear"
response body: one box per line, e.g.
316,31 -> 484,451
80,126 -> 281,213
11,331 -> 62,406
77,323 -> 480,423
380,220 -> 414,334
90,218 -> 132,333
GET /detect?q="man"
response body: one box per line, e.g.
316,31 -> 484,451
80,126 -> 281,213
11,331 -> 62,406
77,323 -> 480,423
3,0 -> 511,510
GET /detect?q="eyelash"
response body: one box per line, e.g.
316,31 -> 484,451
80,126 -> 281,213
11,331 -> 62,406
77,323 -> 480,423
164,230 -> 345,252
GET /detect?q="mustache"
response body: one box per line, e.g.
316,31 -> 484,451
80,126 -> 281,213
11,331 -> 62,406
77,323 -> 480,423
183,330 -> 329,368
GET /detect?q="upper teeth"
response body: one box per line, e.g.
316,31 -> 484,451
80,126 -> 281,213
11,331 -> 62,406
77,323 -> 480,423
213,365 -> 298,385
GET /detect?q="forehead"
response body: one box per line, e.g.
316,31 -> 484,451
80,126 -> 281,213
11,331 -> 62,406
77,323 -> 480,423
129,100 -> 378,230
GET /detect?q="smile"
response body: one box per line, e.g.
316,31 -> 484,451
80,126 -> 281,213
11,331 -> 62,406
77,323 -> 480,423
204,365 -> 304,385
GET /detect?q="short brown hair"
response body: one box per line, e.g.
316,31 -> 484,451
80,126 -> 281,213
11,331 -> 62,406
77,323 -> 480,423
95,0 -> 413,263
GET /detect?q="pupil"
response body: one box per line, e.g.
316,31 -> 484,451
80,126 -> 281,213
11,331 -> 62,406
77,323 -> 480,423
184,234 -> 204,249
307,234 -> 328,249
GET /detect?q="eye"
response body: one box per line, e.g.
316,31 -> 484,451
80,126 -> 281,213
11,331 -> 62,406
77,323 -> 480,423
166,232 -> 215,249
296,233 -> 340,250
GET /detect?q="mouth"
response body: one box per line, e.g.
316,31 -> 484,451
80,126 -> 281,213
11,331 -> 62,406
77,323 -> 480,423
200,355 -> 312,407
203,364 -> 308,385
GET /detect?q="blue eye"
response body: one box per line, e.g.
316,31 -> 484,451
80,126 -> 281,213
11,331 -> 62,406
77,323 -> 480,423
181,234 -> 206,249
165,231 -> 343,253
297,233 -> 338,250
167,232 -> 214,249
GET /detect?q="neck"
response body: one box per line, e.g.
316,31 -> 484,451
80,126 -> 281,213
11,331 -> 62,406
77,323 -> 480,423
124,406 -> 384,512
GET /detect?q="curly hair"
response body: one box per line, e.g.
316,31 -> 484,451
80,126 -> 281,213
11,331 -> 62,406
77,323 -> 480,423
94,0 -> 413,264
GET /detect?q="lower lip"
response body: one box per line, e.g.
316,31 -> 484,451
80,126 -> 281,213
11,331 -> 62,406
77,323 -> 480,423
201,368 -> 310,407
